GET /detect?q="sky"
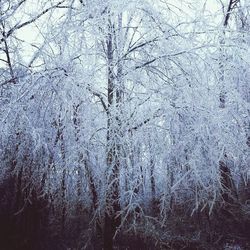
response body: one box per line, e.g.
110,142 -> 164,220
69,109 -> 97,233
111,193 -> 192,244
1,0 -> 225,67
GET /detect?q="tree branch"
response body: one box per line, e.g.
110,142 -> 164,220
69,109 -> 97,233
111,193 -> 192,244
1,0 -> 66,43
223,0 -> 240,27
87,86 -> 108,114
122,38 -> 158,59
128,109 -> 162,132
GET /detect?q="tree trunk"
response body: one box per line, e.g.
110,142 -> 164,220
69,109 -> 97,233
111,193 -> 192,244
218,0 -> 240,205
103,14 -> 123,250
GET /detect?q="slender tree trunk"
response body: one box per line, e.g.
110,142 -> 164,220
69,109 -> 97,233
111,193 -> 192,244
218,0 -> 240,205
104,14 -> 123,250
73,103 -> 84,231
55,112 -> 67,236
150,157 -> 156,213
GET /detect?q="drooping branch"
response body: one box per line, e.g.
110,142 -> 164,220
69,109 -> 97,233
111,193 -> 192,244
87,86 -> 108,114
